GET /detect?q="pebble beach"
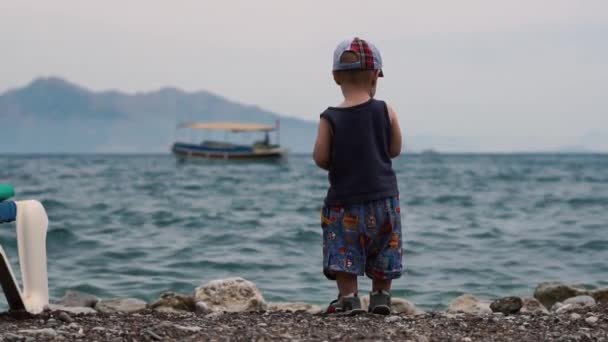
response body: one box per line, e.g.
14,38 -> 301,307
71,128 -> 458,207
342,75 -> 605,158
0,305 -> 606,342
1,278 -> 608,341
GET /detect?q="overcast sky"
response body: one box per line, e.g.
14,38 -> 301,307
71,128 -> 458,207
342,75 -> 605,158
1,0 -> 607,151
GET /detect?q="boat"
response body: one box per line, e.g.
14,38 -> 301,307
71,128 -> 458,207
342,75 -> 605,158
171,121 -> 287,160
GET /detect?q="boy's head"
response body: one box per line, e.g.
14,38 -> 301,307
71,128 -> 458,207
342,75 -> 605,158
332,37 -> 383,93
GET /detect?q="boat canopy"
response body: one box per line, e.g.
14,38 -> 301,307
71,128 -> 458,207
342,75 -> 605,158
179,122 -> 275,132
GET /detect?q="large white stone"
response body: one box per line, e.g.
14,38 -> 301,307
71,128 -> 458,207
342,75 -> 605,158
563,295 -> 596,308
447,294 -> 492,315
533,282 -> 586,308
193,277 -> 268,312
47,304 -> 97,315
95,298 -> 147,313
56,290 -> 99,308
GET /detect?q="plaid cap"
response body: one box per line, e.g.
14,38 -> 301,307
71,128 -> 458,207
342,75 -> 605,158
333,37 -> 384,77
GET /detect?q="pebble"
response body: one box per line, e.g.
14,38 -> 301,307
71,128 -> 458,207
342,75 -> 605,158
195,301 -> 210,314
146,330 -> 163,341
570,313 -> 582,320
585,316 -> 598,325
18,328 -> 57,337
174,324 -> 203,332
205,311 -> 224,319
385,316 -> 401,323
58,311 -> 73,323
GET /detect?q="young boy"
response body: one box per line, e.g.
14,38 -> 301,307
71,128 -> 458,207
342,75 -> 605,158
314,37 -> 403,315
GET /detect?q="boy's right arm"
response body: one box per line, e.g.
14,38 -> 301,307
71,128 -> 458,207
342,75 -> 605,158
313,117 -> 332,170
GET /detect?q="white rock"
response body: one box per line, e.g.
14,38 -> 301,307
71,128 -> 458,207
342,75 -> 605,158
563,295 -> 596,308
570,313 -> 582,320
204,311 -> 224,319
555,303 -> 577,314
67,323 -> 80,330
447,294 -> 492,315
193,277 -> 267,312
173,324 -> 202,332
585,316 -> 598,325
153,306 -> 183,313
520,297 -> 549,315
392,297 -> 426,315
56,290 -> 99,308
385,316 -> 401,323
46,304 -> 97,315
551,301 -> 564,311
195,301 -> 210,314
95,298 -> 147,313
268,302 -> 323,314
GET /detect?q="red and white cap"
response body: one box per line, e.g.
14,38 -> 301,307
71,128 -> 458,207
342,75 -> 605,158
332,37 -> 384,77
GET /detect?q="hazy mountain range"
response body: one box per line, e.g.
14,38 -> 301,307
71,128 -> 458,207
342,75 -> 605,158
0,77 -> 604,154
0,77 -> 316,153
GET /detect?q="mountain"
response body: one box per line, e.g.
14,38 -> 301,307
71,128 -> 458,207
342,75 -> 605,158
0,77 -> 317,153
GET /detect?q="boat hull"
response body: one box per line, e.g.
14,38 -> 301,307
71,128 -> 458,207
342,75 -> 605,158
171,143 -> 286,160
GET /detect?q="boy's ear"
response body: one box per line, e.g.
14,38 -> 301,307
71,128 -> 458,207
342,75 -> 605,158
332,71 -> 341,85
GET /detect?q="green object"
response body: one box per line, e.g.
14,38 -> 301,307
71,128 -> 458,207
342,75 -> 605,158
0,184 -> 15,201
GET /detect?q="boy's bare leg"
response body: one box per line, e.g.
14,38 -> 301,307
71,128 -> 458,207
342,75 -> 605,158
372,278 -> 391,293
336,272 -> 358,296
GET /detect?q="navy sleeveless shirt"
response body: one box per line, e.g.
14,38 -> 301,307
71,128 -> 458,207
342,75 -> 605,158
320,98 -> 399,205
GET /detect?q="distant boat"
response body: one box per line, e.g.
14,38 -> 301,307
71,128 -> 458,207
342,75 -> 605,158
171,121 -> 287,160
421,149 -> 439,155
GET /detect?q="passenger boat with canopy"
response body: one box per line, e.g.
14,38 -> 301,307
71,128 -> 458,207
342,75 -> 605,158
171,121 -> 287,160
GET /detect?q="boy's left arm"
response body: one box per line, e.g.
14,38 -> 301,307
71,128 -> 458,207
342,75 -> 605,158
313,117 -> 332,170
387,104 -> 403,158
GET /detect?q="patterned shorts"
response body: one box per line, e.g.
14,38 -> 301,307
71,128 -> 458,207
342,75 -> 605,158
321,196 -> 403,280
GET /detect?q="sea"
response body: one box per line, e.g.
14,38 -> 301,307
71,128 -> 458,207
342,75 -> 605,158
0,154 -> 607,311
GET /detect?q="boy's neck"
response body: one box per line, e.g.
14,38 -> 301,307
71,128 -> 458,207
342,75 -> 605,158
339,87 -> 372,107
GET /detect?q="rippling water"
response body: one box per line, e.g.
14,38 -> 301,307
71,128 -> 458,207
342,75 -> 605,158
0,154 -> 607,310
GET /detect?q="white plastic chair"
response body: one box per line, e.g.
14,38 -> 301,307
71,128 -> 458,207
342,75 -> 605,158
0,200 -> 49,313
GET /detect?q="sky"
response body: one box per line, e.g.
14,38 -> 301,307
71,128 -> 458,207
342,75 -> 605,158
1,0 -> 607,151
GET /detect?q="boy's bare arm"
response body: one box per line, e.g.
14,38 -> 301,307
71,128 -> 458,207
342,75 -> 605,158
387,105 -> 402,158
313,118 -> 332,170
